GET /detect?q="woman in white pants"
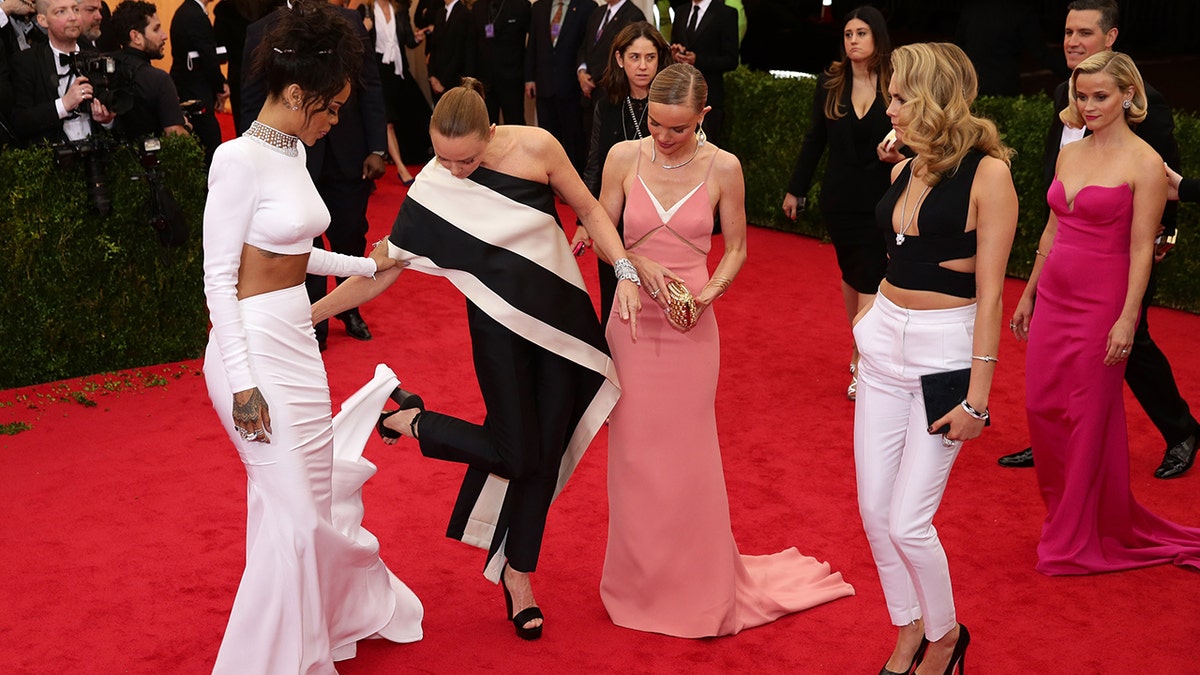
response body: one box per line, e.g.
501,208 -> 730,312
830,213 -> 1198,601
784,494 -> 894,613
854,43 -> 1016,675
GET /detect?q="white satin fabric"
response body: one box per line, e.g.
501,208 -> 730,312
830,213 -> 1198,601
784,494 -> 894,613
204,285 -> 422,674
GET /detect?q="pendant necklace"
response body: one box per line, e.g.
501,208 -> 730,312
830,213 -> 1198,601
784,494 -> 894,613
623,96 -> 646,140
896,175 -> 931,245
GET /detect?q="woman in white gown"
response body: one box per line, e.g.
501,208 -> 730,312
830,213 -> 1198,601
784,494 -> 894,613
202,2 -> 422,671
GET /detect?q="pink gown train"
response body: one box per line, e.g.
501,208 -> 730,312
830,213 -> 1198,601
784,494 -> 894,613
1026,179 -> 1200,575
600,151 -> 854,637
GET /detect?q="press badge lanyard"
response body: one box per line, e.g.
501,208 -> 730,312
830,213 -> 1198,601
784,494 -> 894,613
484,0 -> 505,38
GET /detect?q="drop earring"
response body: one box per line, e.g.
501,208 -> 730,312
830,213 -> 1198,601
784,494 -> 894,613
695,126 -> 707,147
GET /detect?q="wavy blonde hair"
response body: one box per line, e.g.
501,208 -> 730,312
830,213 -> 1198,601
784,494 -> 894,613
1060,51 -> 1148,129
890,43 -> 1011,184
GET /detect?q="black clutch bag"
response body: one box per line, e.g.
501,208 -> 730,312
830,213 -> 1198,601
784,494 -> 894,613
920,368 -> 991,435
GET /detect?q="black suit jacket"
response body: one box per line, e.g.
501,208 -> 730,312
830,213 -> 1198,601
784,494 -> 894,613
427,0 -> 475,90
670,0 -> 738,108
10,42 -> 97,144
365,0 -> 420,77
473,0 -> 529,88
577,0 -> 644,86
525,0 -> 596,100
169,0 -> 226,107
241,6 -> 387,183
1043,79 -> 1180,235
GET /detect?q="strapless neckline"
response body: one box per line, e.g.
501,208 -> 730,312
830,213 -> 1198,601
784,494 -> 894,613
1051,178 -> 1131,213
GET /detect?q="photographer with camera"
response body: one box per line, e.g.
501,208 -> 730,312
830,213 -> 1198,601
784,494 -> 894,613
110,0 -> 185,139
10,0 -> 115,144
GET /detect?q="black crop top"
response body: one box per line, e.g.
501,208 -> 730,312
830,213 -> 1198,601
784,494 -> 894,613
875,151 -> 984,299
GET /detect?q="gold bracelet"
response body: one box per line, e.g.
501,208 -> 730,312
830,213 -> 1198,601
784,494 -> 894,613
704,276 -> 733,297
971,355 -> 998,364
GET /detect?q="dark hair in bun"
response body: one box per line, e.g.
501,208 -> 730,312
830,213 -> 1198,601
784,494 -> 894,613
253,0 -> 364,112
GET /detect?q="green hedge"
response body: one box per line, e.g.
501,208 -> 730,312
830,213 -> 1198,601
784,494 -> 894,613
725,66 -> 1200,313
1,135 -> 208,388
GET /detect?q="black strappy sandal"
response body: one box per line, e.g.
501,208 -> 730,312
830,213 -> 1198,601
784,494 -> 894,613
376,388 -> 425,440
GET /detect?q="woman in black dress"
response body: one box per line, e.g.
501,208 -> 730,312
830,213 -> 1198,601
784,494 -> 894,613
574,21 -> 672,326
782,6 -> 896,400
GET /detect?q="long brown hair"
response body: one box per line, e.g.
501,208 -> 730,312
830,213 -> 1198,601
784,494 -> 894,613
822,6 -> 892,120
599,22 -> 672,104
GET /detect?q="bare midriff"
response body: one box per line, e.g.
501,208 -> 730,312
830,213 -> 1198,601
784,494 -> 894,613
235,243 -> 309,300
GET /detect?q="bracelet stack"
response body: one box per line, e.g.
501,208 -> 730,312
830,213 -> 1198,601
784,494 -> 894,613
960,400 -> 989,421
613,258 -> 641,286
704,276 -> 733,297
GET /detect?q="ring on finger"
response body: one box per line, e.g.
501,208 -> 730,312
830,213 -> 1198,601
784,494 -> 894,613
941,435 -> 956,448
649,289 -> 659,298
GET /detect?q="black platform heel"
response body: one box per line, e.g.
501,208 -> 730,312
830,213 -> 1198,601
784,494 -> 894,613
376,388 -> 424,440
941,624 -> 969,675
879,636 -> 929,675
500,566 -> 543,641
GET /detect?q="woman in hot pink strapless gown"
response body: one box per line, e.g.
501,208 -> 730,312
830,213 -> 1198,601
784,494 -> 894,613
596,64 -> 854,638
1015,51 -> 1200,575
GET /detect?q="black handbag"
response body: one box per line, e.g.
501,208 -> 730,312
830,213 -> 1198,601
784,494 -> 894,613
920,368 -> 991,435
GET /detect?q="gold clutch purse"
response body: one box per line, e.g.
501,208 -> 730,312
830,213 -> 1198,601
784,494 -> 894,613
666,280 -> 698,330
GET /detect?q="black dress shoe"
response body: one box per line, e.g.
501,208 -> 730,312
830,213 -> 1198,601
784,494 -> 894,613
1155,433 -> 1198,479
998,447 -> 1034,468
338,310 -> 372,341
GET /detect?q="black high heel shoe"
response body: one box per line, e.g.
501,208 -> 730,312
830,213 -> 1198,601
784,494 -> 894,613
500,565 -> 543,641
376,388 -> 425,440
879,636 -> 929,675
942,624 -> 969,675
915,624 -> 969,675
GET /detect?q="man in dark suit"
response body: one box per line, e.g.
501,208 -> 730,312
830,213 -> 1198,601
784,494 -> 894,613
997,0 -> 1199,479
169,0 -> 226,164
472,0 -> 528,125
576,0 -> 642,151
524,0 -> 596,170
426,0 -> 474,102
241,2 -> 388,349
669,0 -> 737,145
10,0 -> 115,145
576,0 -> 642,102
1,0 -> 44,57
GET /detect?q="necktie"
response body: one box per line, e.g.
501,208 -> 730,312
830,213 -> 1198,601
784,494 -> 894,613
686,3 -> 700,43
596,7 -> 611,42
550,0 -> 564,46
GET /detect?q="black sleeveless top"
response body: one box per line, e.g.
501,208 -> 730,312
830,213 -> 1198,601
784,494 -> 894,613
875,151 -> 984,299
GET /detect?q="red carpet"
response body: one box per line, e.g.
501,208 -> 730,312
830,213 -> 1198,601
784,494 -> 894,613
3,135 -> 1200,672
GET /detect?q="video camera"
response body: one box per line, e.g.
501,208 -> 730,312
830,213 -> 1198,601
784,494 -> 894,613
51,135 -> 188,246
64,51 -> 136,117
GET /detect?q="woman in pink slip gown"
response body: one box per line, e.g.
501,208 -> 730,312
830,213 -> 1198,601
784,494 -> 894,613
596,64 -> 855,638
1011,51 -> 1200,575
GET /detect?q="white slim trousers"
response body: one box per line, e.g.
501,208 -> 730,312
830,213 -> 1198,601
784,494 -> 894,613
852,292 -> 975,642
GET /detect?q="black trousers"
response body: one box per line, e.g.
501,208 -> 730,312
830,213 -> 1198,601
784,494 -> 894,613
536,95 -> 585,172
192,109 -> 222,166
418,302 -> 584,572
1125,268 -> 1198,447
484,77 -> 526,126
305,179 -> 372,340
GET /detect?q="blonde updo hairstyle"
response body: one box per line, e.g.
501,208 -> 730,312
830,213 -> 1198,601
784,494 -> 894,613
648,63 -> 707,113
430,77 -> 491,140
890,43 -> 1011,185
1060,51 -> 1148,129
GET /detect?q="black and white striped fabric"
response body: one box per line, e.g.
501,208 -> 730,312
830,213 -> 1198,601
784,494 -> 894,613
388,159 -> 620,581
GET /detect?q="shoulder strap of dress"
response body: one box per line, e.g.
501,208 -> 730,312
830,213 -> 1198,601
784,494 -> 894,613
703,145 -> 719,181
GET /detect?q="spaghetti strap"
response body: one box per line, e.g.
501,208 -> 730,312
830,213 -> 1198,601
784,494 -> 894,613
703,146 -> 719,181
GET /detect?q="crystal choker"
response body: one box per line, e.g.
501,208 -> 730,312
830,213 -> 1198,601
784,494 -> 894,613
244,120 -> 299,157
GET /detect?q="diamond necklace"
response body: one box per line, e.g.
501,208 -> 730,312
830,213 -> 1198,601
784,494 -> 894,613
244,120 -> 299,157
895,174 -> 932,245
